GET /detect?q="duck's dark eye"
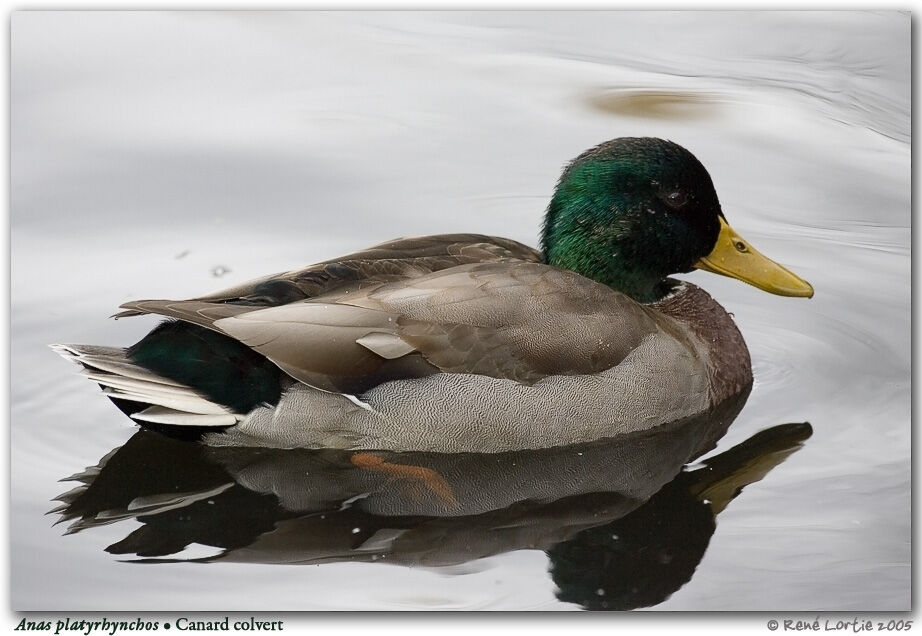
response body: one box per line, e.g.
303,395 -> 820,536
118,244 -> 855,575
664,190 -> 687,209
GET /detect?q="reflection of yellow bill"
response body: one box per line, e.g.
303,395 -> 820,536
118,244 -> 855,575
695,217 -> 814,298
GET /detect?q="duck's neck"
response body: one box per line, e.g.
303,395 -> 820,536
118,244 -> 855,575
540,189 -> 671,304
541,240 -> 669,303
652,282 -> 753,405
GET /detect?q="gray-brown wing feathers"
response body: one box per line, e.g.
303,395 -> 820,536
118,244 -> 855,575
114,234 -> 541,318
212,302 -> 437,393
355,262 -> 663,380
209,261 -> 664,391
112,236 -> 664,392
117,300 -> 255,330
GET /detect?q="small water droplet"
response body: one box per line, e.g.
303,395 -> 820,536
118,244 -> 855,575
596,588 -> 606,596
211,265 -> 231,278
352,527 -> 361,534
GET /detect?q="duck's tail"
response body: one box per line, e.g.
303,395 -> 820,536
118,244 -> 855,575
51,344 -> 243,431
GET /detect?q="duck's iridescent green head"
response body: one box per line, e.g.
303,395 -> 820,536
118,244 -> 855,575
541,137 -> 813,303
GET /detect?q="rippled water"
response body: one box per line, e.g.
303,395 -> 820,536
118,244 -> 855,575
11,11 -> 910,610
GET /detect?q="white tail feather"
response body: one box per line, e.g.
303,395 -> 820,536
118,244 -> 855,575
131,406 -> 241,427
52,343 -> 241,428
85,373 -> 230,415
100,387 -> 235,417
69,354 -> 186,387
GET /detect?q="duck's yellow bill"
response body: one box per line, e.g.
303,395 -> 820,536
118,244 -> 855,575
694,217 -> 814,298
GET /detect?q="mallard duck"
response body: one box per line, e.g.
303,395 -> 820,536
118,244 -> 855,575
54,137 -> 812,453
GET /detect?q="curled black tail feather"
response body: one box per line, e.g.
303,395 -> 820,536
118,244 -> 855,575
126,320 -> 285,414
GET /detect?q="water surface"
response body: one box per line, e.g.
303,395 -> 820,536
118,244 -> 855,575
11,11 -> 910,610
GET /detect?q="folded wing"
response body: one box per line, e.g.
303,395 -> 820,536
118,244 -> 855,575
116,234 -> 541,318
210,261 -> 665,392
116,238 -> 669,394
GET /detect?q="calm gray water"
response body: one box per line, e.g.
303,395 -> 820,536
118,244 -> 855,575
11,11 -> 910,610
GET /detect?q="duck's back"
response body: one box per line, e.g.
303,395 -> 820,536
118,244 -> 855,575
117,233 -> 542,318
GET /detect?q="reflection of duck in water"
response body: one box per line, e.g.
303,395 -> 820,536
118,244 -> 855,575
53,395 -> 811,610
54,138 -> 811,452
549,422 -> 812,610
